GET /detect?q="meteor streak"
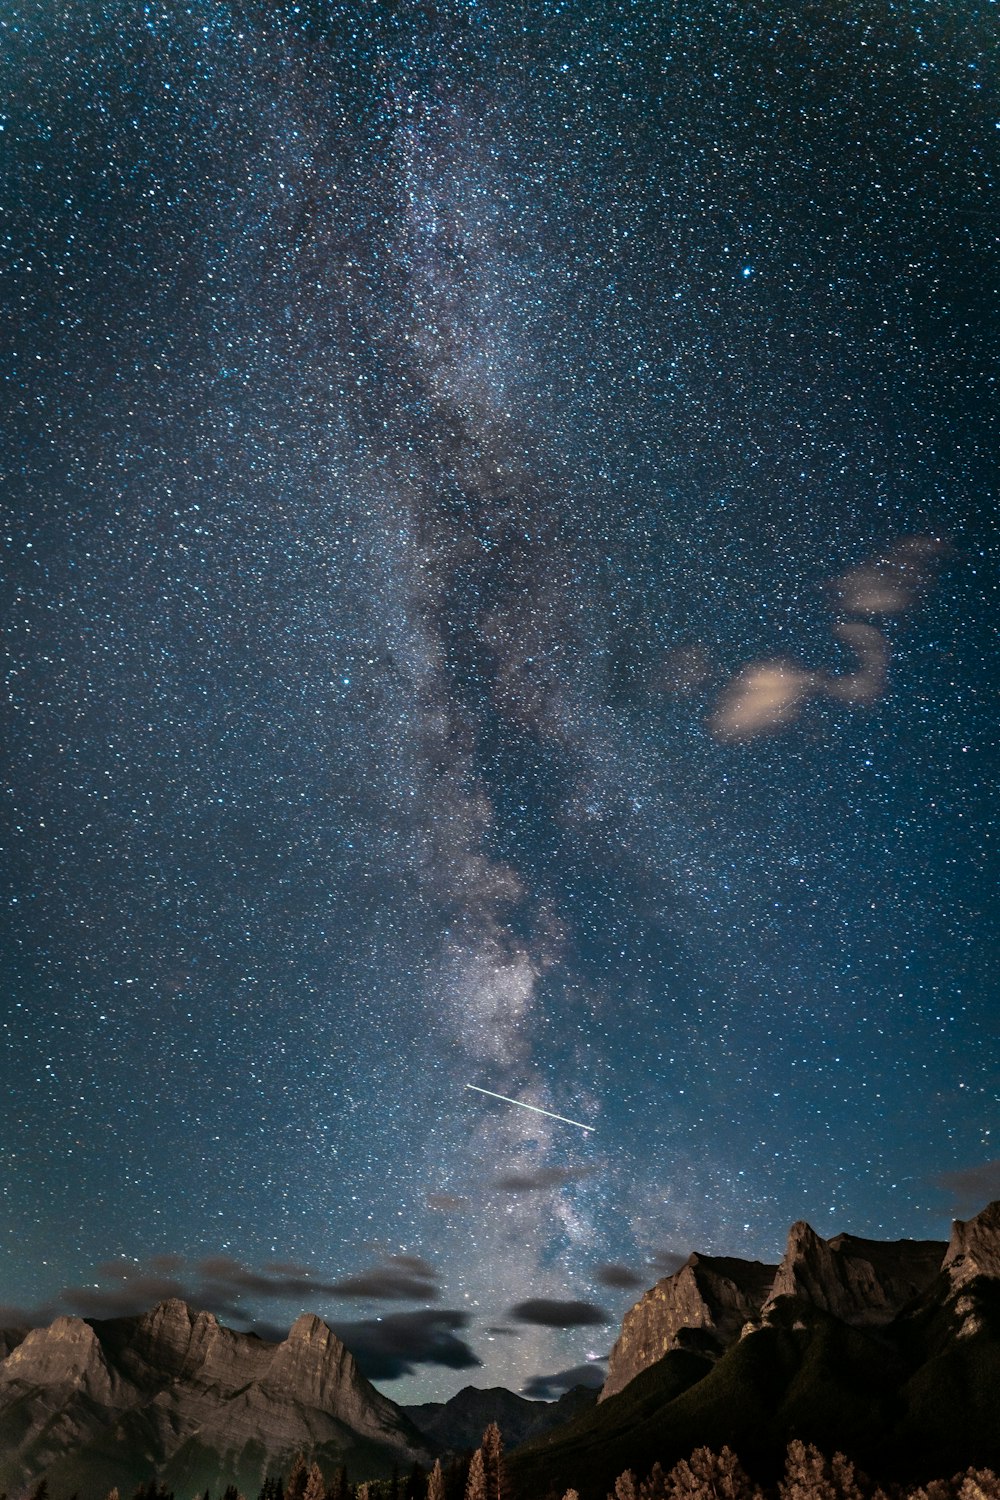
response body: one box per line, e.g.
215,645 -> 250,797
464,1083 -> 594,1133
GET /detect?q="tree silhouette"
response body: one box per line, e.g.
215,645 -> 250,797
287,1457 -> 310,1500
481,1424 -> 507,1500
427,1461 -> 446,1500
464,1448 -> 486,1500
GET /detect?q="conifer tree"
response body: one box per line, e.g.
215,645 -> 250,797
481,1424 -> 506,1500
958,1473 -> 1000,1500
613,1472 -> 638,1500
406,1464 -> 425,1500
287,1459 -> 310,1500
303,1465 -> 325,1500
666,1446 -> 758,1500
778,1442 -> 862,1500
464,1448 -> 486,1500
427,1460 -> 445,1500
446,1456 -> 469,1500
640,1464 -> 667,1500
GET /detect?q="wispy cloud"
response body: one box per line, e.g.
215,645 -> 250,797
710,535 -> 946,740
932,1159 -> 1000,1211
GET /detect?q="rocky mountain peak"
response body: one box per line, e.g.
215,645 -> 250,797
0,1315 -> 117,1404
600,1252 -> 776,1402
764,1219 -> 945,1327
942,1200 -> 1000,1289
0,1302 -> 432,1500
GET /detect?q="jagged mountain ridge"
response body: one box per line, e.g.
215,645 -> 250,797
510,1201 -> 1000,1500
0,1299 -> 434,1499
601,1220 -> 949,1399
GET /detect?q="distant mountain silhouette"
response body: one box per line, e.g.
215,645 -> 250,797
403,1382 -> 597,1452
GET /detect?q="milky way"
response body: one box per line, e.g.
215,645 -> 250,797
2,0 -> 998,1401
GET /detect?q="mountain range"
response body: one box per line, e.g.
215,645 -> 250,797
2,1201 -> 999,1499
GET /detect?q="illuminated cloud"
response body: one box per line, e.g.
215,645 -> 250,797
827,535 -> 946,615
710,661 -> 815,740
710,536 -> 945,740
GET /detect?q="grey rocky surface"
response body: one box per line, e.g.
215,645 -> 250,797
0,1299 -> 433,1498
761,1220 -> 946,1325
599,1253 -> 776,1401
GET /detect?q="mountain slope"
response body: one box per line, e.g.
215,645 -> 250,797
509,1204 -> 1000,1500
0,1300 -> 434,1499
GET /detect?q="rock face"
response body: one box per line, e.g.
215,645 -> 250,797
600,1254 -> 776,1401
942,1199 -> 1000,1289
0,1300 -> 433,1500
762,1221 -> 946,1326
600,1212 -> 960,1402
0,1327 -> 28,1361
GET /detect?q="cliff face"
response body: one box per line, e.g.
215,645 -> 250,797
600,1254 -> 776,1401
943,1199 -> 1000,1289
762,1222 -> 946,1326
0,1300 -> 433,1500
601,1214 -> 956,1402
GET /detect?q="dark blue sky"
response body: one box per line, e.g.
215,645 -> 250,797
2,0 -> 997,1402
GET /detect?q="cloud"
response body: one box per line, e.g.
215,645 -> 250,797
522,1362 -> 606,1400
710,661 -> 815,741
330,1309 -> 481,1381
594,1262 -> 646,1289
649,1250 -> 689,1276
827,535 -> 946,615
933,1159 -> 1000,1209
54,1251 -> 441,1324
328,1255 -> 439,1301
508,1298 -> 610,1327
709,534 -> 946,741
63,1272 -> 199,1321
494,1166 -> 593,1193
822,621 -> 890,704
426,1192 -> 470,1212
0,1301 -> 55,1328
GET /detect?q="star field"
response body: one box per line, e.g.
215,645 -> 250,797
2,0 -> 998,1402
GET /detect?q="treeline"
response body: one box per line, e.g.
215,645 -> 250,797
5,1427 -> 1000,1500
592,1442 -> 1000,1500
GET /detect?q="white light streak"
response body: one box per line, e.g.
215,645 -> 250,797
464,1083 -> 594,1133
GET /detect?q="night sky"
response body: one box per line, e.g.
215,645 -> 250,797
3,0 -> 998,1405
